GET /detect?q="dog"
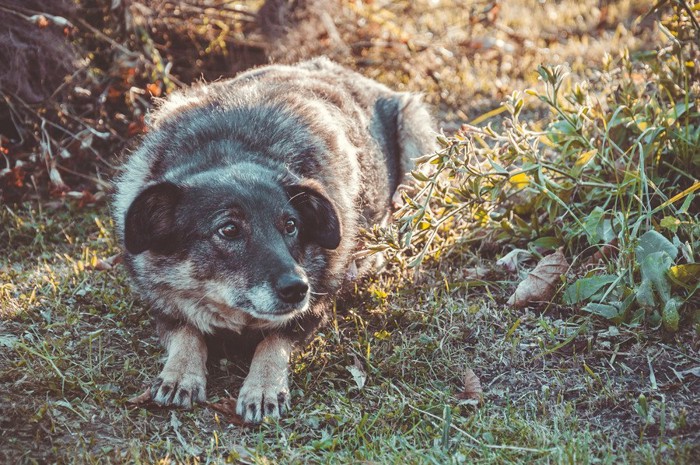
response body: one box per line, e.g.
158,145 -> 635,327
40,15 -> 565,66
113,57 -> 435,424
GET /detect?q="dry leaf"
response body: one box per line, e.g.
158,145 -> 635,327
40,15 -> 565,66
28,14 -> 73,28
462,265 -> 489,279
91,259 -> 113,271
208,397 -> 237,416
346,355 -> 367,390
48,163 -> 67,191
66,190 -> 98,207
91,253 -> 122,271
676,366 -> 700,380
496,248 -> 533,273
457,368 -> 483,401
207,398 -> 247,426
35,15 -> 50,28
127,388 -> 153,406
507,248 -> 569,308
146,82 -> 162,97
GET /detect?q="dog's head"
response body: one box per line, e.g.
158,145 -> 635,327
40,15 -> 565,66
123,165 -> 341,324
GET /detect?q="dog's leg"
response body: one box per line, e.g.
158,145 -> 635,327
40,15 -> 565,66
151,323 -> 207,408
236,334 -> 293,423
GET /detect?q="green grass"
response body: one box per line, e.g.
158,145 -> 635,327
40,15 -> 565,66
1,205 -> 698,463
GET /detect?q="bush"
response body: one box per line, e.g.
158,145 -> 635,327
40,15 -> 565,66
372,1 -> 699,332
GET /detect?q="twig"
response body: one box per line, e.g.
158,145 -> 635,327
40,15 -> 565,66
7,92 -> 120,170
75,17 -> 140,58
56,165 -> 112,190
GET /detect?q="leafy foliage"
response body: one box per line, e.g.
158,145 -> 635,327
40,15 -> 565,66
371,1 -> 700,332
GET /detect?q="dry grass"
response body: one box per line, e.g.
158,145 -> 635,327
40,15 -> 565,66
270,0 -> 657,125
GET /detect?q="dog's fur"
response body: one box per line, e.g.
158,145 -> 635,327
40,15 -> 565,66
113,57 -> 435,423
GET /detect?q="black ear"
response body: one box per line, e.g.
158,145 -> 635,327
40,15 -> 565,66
124,182 -> 182,255
286,180 -> 341,249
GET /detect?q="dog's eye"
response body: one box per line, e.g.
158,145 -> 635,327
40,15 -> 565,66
218,223 -> 240,239
284,218 -> 298,236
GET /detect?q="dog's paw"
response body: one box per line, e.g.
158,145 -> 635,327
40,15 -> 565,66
235,374 -> 290,424
151,370 -> 206,408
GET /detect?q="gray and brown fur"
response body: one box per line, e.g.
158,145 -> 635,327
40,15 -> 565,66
112,57 -> 435,423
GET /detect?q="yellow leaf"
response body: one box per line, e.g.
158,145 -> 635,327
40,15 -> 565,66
575,149 -> 597,167
509,172 -> 530,188
669,264 -> 700,285
374,330 -> 392,340
469,105 -> 508,126
653,181 -> 700,213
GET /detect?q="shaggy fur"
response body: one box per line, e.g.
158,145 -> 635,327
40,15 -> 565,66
113,57 -> 435,423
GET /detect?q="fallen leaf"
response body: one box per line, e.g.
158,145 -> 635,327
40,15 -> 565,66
680,366 -> 700,378
91,253 -> 122,271
507,248 -> 569,308
128,115 -> 146,136
106,253 -> 124,266
71,190 -> 97,208
457,368 -> 483,401
346,356 -> 367,390
462,265 -> 490,279
146,82 -> 162,97
127,388 -> 153,406
6,166 -> 25,188
28,13 -> 73,28
207,398 -> 247,426
496,248 -> 533,273
48,164 -> 68,191
34,15 -> 50,28
91,258 -> 113,271
0,334 -> 19,348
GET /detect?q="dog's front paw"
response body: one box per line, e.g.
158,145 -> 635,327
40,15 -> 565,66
151,370 -> 206,408
235,373 -> 290,424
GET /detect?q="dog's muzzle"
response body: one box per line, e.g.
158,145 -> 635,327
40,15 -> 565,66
274,273 -> 309,305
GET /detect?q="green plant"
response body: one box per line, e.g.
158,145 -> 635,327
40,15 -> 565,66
371,1 -> 700,331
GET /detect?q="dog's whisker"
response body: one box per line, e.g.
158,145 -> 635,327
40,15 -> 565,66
285,192 -> 304,207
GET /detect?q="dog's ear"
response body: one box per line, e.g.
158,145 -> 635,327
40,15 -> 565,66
124,182 -> 182,255
285,179 -> 341,249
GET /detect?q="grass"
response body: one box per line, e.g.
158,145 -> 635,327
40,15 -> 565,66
1,205 -> 698,463
1,0 -> 699,463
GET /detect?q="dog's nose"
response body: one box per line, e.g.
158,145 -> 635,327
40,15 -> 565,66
275,274 -> 309,304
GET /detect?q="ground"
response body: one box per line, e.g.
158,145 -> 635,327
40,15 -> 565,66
0,1 -> 698,463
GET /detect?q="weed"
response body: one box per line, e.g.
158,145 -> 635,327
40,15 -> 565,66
372,1 -> 700,333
